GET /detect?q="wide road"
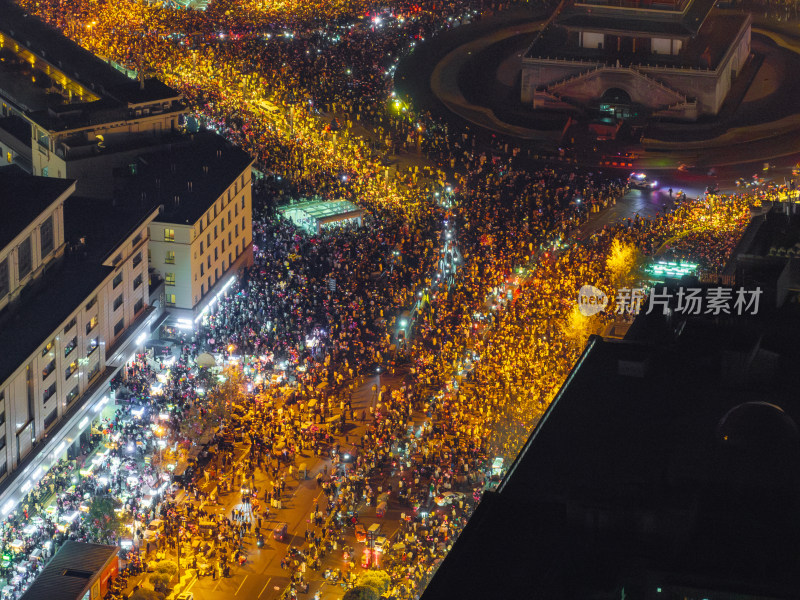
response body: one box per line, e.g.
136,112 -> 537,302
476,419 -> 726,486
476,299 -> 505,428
174,368 -> 413,600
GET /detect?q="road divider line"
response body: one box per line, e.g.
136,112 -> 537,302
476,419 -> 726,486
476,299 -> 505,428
258,577 -> 272,598
235,574 -> 249,595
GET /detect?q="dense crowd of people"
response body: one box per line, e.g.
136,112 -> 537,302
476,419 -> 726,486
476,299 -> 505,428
2,0 -> 767,598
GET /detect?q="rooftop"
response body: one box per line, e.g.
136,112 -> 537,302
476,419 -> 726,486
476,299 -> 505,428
525,12 -> 748,71
20,542 -> 117,600
0,166 -> 74,250
113,132 -> 254,226
0,189 -> 157,386
0,0 -> 184,132
557,0 -> 716,34
423,321 -> 800,600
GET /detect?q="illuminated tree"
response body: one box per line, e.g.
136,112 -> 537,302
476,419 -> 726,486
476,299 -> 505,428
606,238 -> 642,288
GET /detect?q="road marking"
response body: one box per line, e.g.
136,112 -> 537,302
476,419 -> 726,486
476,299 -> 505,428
235,574 -> 249,595
185,576 -> 198,593
212,577 -> 222,592
258,577 -> 272,598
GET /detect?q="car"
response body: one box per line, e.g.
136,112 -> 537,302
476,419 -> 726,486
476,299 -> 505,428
374,536 -> 390,553
177,593 -> 194,600
143,519 -> 164,541
627,172 -> 657,189
706,183 -> 720,194
355,523 -> 367,543
339,445 -> 358,463
433,491 -> 465,507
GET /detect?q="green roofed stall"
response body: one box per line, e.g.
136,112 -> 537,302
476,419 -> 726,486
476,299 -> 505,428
278,200 -> 365,235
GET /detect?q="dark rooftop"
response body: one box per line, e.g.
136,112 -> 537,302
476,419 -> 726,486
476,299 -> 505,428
0,0 -> 180,107
557,0 -> 716,35
20,542 -> 117,600
113,132 -> 254,225
423,323 -> 800,600
0,189 -> 157,385
525,12 -> 748,71
0,166 -> 75,249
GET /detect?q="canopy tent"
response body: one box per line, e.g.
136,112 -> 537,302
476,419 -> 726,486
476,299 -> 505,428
278,199 -> 365,235
196,352 -> 217,368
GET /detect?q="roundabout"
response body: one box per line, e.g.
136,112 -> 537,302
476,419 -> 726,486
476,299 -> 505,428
399,8 -> 800,167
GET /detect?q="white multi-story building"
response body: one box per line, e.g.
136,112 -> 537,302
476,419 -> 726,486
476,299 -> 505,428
116,133 -> 254,320
0,167 -> 162,515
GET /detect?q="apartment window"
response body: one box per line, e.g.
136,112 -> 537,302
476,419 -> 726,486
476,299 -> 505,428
113,294 -> 124,311
113,272 -> 123,289
228,232 -> 232,245
132,232 -> 142,246
113,253 -> 122,266
200,241 -> 204,255
63,316 -> 76,334
87,337 -> 98,355
235,203 -> 239,218
0,406 -> 4,427
133,252 -> 142,267
66,385 -> 79,405
165,250 -> 175,264
42,339 -> 54,357
166,294 -> 176,307
214,225 -> 218,240
86,315 -> 98,334
65,361 -> 77,379
134,298 -> 144,314
207,256 -> 211,269
221,217 -> 226,232
42,359 -> 56,380
17,237 -> 32,279
165,273 -> 175,286
43,382 -> 57,403
0,258 -> 8,300
88,361 -> 100,381
221,239 -> 225,252
164,228 -> 175,242
207,233 -> 211,247
86,296 -> 97,311
113,318 -> 124,336
133,274 -> 143,290
242,216 -> 245,231
214,204 -> 218,218
5,152 -> 10,163
235,224 -> 239,237
64,336 -> 77,358
229,253 -> 233,266
0,437 -> 5,453
201,283 -> 205,296
214,248 -> 218,261
43,407 -> 57,430
242,196 -> 245,210
200,263 -> 205,276
40,216 -> 54,257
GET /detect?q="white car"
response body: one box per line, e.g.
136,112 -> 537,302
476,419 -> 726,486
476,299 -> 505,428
627,172 -> 657,189
143,519 -> 164,541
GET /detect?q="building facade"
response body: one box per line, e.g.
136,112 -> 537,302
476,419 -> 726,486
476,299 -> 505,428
0,168 -> 162,516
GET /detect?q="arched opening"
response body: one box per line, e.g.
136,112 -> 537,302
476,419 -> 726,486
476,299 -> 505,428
598,87 -> 637,119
